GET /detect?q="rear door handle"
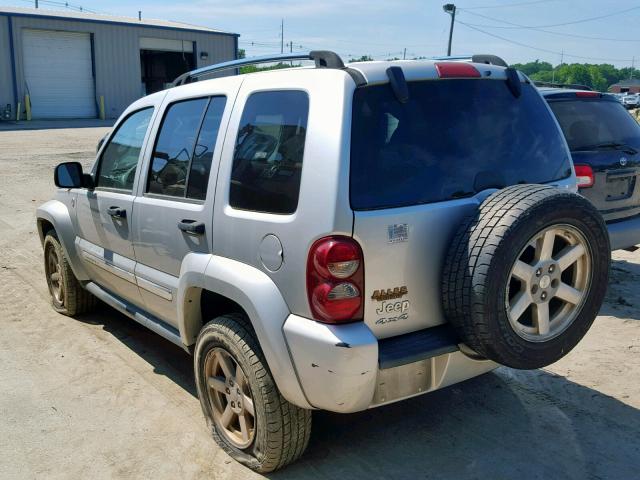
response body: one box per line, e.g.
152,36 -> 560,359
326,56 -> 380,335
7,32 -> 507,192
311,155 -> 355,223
107,206 -> 126,218
178,219 -> 205,235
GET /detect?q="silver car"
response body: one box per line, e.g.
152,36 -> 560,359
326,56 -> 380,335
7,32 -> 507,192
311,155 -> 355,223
37,51 -> 611,472
622,93 -> 640,109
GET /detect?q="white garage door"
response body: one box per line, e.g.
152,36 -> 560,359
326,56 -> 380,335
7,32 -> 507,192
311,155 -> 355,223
23,29 -> 96,119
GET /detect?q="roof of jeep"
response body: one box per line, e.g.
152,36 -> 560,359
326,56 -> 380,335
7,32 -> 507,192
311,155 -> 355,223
343,59 -> 511,84
153,59 -> 517,108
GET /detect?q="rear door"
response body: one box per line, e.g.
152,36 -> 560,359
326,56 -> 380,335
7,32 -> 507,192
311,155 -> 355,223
547,97 -> 640,222
351,77 -> 574,339
75,106 -> 156,305
131,84 -> 234,327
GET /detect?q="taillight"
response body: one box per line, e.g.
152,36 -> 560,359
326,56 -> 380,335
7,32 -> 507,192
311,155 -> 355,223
307,236 -> 364,324
574,164 -> 594,188
435,62 -> 481,79
575,91 -> 600,98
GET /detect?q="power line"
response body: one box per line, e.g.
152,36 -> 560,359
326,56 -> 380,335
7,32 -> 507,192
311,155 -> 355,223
459,5 -> 640,29
462,21 -> 640,42
457,20 -> 635,62
462,0 -> 563,9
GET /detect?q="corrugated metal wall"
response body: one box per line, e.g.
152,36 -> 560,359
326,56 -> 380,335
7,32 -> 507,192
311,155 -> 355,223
0,16 -> 15,114
2,14 -> 236,118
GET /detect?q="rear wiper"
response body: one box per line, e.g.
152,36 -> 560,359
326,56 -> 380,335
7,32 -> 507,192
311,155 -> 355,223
574,142 -> 638,154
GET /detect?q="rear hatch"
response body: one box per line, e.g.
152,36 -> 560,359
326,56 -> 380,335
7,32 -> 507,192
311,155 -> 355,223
350,68 -> 573,339
547,96 -> 640,222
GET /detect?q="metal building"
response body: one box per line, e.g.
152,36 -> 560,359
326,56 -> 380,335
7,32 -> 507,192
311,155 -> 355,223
0,6 -> 238,119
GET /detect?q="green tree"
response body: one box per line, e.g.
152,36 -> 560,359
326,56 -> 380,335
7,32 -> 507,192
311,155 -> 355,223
348,55 -> 373,62
511,59 -> 553,76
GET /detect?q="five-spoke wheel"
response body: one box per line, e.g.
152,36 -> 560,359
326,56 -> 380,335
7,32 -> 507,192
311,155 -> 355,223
506,225 -> 592,341
205,347 -> 256,449
45,243 -> 64,305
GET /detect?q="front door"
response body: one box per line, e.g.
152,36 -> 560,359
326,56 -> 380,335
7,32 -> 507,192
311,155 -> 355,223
132,89 -> 231,327
75,107 -> 155,305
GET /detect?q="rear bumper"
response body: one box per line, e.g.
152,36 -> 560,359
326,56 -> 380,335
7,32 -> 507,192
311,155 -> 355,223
607,215 -> 640,250
283,315 -> 496,413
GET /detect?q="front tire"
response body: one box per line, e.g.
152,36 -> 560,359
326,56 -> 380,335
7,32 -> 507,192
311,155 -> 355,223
43,232 -> 96,316
194,314 -> 311,472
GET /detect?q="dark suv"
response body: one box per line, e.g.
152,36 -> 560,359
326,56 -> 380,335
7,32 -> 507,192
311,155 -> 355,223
541,88 -> 640,250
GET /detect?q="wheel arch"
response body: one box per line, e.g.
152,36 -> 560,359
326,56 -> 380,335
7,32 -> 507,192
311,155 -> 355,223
177,254 -> 311,409
36,200 -> 90,281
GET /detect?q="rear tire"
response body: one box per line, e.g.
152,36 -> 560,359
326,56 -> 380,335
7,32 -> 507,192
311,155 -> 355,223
442,185 -> 610,369
194,313 -> 311,472
43,232 -> 97,316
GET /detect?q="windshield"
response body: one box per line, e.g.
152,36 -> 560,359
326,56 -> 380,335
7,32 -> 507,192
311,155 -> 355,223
548,99 -> 640,152
350,79 -> 571,211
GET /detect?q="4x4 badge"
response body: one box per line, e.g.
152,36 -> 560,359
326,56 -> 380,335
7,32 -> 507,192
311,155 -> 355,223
371,286 -> 408,301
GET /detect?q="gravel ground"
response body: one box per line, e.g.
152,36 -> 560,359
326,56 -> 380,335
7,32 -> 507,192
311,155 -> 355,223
0,126 -> 639,480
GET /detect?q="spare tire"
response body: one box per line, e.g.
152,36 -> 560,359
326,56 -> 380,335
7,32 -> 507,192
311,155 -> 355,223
442,184 -> 610,369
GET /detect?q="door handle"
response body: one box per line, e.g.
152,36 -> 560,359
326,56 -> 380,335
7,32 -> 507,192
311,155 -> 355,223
107,206 -> 126,218
178,219 -> 205,235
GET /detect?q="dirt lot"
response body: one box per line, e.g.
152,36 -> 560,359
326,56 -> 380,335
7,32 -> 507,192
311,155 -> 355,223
0,126 -> 639,480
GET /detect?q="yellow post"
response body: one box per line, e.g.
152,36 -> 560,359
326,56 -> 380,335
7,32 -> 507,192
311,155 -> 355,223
99,96 -> 105,120
25,95 -> 31,121
16,102 -> 21,121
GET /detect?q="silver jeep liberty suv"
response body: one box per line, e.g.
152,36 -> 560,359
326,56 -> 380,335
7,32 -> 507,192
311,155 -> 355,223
37,51 -> 610,472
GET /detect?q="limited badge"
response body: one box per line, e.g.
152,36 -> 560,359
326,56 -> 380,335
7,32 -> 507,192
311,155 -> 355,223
387,224 -> 409,244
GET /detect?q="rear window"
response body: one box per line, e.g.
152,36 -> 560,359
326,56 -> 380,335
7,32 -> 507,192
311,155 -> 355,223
548,99 -> 640,151
350,79 -> 571,210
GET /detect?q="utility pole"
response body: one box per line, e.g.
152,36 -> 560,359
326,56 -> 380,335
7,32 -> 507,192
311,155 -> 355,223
138,11 -> 142,21
631,56 -> 635,79
443,4 -> 456,56
35,0 -> 38,8
280,19 -> 284,54
403,48 -> 407,60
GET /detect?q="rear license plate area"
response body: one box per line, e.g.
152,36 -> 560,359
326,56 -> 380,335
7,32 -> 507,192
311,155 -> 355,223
605,174 -> 636,201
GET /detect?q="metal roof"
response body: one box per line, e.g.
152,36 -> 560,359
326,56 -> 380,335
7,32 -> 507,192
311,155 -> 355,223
610,78 -> 640,87
0,6 -> 238,36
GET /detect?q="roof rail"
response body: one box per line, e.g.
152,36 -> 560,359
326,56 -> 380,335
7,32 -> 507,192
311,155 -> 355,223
172,50 -> 344,86
534,81 -> 593,91
429,54 -> 509,68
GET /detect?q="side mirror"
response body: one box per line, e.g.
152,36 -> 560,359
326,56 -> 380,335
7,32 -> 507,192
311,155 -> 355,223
54,162 -> 94,189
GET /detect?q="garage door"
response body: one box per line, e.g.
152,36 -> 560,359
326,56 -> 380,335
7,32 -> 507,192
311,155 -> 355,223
22,29 -> 96,119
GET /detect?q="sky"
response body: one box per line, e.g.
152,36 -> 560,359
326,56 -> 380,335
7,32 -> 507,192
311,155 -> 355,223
5,0 -> 640,68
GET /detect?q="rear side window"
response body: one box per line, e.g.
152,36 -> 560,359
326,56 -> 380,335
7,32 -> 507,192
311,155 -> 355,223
548,99 -> 640,151
229,90 -> 309,214
350,80 -> 572,210
148,96 -> 226,199
97,107 -> 153,191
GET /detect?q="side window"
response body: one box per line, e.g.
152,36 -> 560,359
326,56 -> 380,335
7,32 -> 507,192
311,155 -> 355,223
97,108 -> 153,191
229,90 -> 309,214
187,97 -> 227,200
147,96 -> 226,200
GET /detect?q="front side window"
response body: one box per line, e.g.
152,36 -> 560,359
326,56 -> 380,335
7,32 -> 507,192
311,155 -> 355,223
97,108 -> 153,191
229,90 -> 309,214
147,96 -> 226,199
